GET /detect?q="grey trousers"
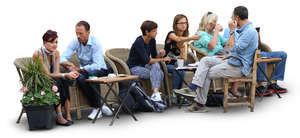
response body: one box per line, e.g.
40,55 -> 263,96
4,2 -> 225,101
192,56 -> 243,104
130,62 -> 164,91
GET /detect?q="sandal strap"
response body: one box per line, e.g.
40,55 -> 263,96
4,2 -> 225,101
56,112 -> 63,117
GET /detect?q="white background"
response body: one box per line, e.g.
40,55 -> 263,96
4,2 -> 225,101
0,0 -> 299,137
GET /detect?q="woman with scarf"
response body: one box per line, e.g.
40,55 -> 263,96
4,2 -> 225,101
32,30 -> 79,126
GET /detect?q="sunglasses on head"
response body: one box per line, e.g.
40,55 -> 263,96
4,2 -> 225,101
207,12 -> 213,16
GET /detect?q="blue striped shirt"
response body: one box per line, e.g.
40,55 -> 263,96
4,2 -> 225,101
60,35 -> 107,73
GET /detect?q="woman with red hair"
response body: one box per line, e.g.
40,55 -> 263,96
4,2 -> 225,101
32,30 -> 79,126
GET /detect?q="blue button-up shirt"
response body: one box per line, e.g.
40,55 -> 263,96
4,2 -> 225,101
60,35 -> 107,73
228,22 -> 258,76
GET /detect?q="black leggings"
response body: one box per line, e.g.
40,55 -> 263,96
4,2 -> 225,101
53,78 -> 71,107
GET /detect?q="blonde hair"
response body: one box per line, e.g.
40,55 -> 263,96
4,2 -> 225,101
198,12 -> 218,33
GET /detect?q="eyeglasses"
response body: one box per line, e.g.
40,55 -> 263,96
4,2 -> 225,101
176,22 -> 188,25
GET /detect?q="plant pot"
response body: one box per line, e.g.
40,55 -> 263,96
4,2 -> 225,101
23,104 -> 54,130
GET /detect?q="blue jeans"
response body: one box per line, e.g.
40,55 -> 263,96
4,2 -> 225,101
166,62 -> 187,89
257,51 -> 287,82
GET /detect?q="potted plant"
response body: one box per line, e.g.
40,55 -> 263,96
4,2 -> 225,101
20,58 -> 60,130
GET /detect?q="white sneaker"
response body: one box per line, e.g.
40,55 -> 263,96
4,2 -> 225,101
102,105 -> 113,116
88,109 -> 103,120
151,92 -> 162,101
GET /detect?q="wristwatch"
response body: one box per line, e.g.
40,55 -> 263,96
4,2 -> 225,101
61,73 -> 65,79
230,31 -> 235,36
80,66 -> 86,72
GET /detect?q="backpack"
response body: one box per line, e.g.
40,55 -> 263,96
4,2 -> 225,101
118,88 -> 139,113
118,80 -> 167,113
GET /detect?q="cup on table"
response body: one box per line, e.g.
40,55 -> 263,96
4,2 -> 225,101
177,58 -> 184,67
89,76 -> 98,80
108,73 -> 116,78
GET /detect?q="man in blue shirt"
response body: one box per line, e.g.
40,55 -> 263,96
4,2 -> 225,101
60,21 -> 112,120
223,27 -> 288,96
182,6 -> 258,113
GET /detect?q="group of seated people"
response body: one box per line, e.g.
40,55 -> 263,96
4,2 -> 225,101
32,5 -> 287,126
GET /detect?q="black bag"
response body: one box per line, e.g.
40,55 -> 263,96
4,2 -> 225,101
125,80 -> 168,112
118,88 -> 139,113
133,81 -> 168,112
205,90 -> 224,107
129,81 -> 156,112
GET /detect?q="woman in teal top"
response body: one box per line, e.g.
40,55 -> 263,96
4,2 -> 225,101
194,12 -> 228,56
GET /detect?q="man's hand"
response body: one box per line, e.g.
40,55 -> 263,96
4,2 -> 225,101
157,49 -> 166,58
62,61 -> 79,72
66,71 -> 79,80
228,20 -> 237,31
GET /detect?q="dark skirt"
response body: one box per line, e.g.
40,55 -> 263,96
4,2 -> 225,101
53,78 -> 72,107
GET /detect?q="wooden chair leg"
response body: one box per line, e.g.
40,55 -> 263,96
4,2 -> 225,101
74,87 -> 82,120
76,108 -> 82,120
16,108 -> 24,124
223,79 -> 229,113
212,80 -> 217,92
250,82 -> 256,112
163,78 -> 171,106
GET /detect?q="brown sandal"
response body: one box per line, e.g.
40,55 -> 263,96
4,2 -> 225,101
229,89 -> 241,98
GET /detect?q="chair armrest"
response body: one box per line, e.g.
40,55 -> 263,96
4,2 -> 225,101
187,51 -> 198,63
104,56 -> 118,75
159,61 -> 171,104
105,51 -> 131,75
190,45 -> 208,60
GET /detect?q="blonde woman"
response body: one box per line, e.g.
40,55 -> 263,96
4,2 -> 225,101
186,12 -> 241,99
194,12 -> 229,56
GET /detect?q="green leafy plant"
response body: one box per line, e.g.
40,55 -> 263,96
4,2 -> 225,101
20,58 -> 60,106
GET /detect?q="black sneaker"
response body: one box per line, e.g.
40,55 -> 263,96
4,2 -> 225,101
256,86 -> 272,96
267,83 -> 288,94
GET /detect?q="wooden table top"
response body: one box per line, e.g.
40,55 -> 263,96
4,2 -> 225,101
85,75 -> 139,83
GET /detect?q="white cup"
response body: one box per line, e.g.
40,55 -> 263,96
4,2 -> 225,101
177,59 -> 184,67
108,73 -> 116,78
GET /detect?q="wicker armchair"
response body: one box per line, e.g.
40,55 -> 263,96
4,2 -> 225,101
105,48 -> 170,103
14,55 -> 118,122
190,43 -> 208,60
